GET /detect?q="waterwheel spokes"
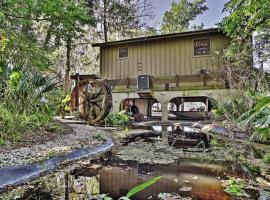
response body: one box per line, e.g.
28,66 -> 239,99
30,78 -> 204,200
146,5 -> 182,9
70,78 -> 112,124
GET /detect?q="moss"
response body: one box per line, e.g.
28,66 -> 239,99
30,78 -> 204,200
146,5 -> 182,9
93,132 -> 107,141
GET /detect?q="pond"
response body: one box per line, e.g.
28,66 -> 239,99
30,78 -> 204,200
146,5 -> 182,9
68,157 -> 246,200
0,121 -> 264,199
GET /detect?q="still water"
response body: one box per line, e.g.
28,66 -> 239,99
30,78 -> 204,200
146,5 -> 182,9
69,158 -> 245,200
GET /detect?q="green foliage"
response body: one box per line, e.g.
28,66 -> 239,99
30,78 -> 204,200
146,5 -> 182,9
220,0 -> 270,90
0,0 -> 94,69
125,176 -> 162,198
161,0 -> 208,34
0,59 -> 58,143
99,176 -> 161,200
222,0 -> 270,40
0,104 -> 53,143
105,111 -> 130,126
216,98 -> 251,122
58,94 -> 71,115
239,95 -> 270,141
225,177 -> 249,197
263,152 -> 270,164
92,132 -> 107,141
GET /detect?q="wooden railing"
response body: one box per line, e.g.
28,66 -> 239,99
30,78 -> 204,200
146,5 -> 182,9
105,74 -> 227,89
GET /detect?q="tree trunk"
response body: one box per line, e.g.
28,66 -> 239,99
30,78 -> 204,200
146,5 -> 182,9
64,37 -> 72,93
103,0 -> 108,42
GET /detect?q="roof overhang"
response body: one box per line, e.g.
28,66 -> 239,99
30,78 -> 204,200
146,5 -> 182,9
92,28 -> 223,47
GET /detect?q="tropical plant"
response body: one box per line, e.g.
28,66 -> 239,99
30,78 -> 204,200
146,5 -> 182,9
105,110 -> 130,126
0,58 -> 59,143
239,95 -> 270,141
215,98 -> 252,122
58,95 -> 71,117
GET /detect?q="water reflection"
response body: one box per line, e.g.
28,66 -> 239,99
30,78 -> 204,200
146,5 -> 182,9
130,124 -> 211,149
69,159 -> 245,200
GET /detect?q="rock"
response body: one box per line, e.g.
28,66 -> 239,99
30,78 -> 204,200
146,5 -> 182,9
201,125 -> 228,135
192,121 -> 211,129
259,190 -> 270,200
179,186 -> 192,192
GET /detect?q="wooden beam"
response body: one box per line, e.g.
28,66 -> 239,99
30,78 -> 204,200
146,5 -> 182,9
70,74 -> 100,80
107,74 -> 225,87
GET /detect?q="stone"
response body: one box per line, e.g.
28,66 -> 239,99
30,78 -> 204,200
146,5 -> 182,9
201,125 -> 228,135
259,190 -> 270,200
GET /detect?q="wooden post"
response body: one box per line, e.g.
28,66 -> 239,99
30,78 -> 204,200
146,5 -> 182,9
165,83 -> 169,91
203,74 -> 207,86
147,99 -> 152,117
205,97 -> 209,118
75,73 -> 80,111
126,78 -> 130,89
176,74 -> 180,86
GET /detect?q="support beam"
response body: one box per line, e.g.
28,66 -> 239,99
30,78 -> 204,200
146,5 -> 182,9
205,97 -> 209,118
161,100 -> 169,122
181,97 -> 184,112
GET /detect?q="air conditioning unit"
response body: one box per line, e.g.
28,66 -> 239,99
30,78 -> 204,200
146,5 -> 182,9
137,75 -> 152,90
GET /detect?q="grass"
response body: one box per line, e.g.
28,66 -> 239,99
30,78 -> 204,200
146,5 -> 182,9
263,152 -> 270,164
0,104 -> 53,144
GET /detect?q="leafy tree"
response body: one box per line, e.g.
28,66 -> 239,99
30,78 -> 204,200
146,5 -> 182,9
0,0 -> 95,91
220,0 -> 270,90
87,0 -> 153,42
161,0 -> 208,34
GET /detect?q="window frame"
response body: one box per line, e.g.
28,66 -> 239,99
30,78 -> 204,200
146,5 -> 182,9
118,47 -> 129,59
193,38 -> 211,57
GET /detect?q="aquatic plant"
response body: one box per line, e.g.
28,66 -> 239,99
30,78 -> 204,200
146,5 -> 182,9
225,176 -> 249,197
123,176 -> 162,199
99,176 -> 162,200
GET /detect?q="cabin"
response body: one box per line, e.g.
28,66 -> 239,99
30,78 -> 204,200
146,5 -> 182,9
92,28 -> 236,121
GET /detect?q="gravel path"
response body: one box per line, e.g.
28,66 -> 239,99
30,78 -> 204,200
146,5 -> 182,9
0,124 -> 107,168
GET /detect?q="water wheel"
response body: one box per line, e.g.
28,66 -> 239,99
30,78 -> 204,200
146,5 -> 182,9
71,79 -> 112,124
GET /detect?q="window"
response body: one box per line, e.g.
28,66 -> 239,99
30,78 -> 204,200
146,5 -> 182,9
193,39 -> 210,56
119,47 -> 128,58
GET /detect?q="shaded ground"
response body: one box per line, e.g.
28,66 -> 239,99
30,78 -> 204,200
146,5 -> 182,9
0,121 -> 71,153
0,122 -> 108,168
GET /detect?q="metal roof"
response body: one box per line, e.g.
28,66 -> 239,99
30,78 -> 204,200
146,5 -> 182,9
92,28 -> 222,47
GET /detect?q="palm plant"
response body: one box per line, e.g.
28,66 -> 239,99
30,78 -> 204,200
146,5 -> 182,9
239,95 -> 270,141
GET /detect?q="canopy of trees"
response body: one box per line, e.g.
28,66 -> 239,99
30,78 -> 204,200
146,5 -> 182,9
161,0 -> 208,34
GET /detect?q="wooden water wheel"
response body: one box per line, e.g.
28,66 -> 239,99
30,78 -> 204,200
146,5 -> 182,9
71,79 -> 112,124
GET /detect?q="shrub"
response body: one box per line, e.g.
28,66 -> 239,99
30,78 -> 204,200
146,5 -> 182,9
0,58 -> 58,144
105,111 -> 130,126
0,104 -> 53,143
